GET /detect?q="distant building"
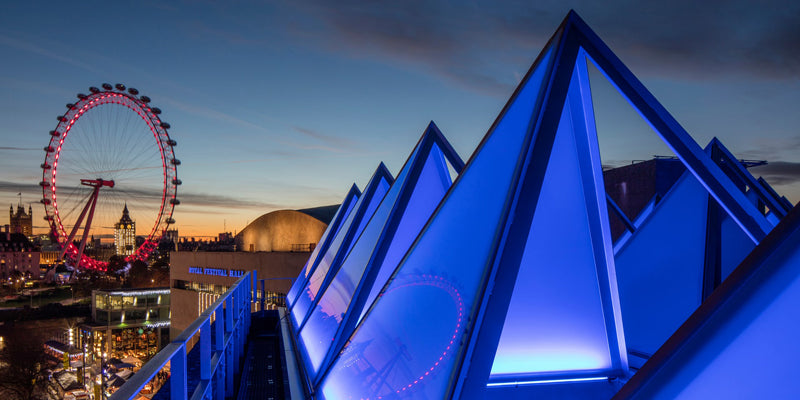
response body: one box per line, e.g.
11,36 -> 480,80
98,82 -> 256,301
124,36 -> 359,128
80,287 -> 171,364
9,203 -> 32,237
235,207 -> 335,252
603,158 -> 686,240
218,232 -> 233,242
164,229 -> 179,244
114,204 -> 136,256
0,226 -> 39,280
170,206 -> 336,339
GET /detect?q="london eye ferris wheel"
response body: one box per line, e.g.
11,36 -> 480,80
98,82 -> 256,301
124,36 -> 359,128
41,83 -> 181,270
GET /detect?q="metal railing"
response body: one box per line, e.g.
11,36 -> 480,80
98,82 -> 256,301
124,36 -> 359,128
110,272 -> 253,400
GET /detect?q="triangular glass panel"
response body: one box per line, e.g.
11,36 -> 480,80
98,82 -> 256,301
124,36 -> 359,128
614,173 -> 710,357
287,185 -> 360,306
317,39 -> 555,400
616,205 -> 800,399
297,123 -> 464,382
290,165 -> 393,328
612,138 -> 781,363
489,54 -> 621,383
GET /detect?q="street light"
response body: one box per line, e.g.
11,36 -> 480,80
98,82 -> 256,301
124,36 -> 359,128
102,351 -> 108,400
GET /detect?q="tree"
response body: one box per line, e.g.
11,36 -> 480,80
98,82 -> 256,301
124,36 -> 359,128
106,255 -> 128,276
0,328 -> 52,400
126,260 -> 168,288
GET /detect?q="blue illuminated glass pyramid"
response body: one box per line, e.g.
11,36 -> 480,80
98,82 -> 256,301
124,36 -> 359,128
317,13 -> 628,399
295,122 -> 465,383
290,164 -> 393,329
287,184 -> 361,307
302,10 -> 781,400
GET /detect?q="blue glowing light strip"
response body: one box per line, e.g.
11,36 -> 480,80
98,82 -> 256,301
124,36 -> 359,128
486,376 -> 608,387
108,289 -> 170,296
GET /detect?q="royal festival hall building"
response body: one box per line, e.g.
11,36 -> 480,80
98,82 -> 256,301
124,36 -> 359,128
111,11 -> 800,400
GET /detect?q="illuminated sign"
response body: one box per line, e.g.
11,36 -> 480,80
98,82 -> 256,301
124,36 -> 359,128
189,267 -> 246,277
204,268 -> 227,276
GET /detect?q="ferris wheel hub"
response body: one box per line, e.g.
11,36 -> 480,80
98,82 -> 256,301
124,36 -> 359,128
80,178 -> 115,188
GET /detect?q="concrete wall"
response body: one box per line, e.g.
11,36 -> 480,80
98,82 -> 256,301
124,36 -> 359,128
170,288 -> 198,339
169,251 -> 311,338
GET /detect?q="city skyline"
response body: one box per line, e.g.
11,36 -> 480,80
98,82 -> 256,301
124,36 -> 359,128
1,1 -> 799,238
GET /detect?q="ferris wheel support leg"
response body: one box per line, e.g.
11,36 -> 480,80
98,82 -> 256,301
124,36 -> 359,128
59,189 -> 97,262
76,188 -> 101,268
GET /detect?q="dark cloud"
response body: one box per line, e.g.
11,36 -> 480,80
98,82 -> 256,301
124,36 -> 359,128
293,126 -> 358,151
0,181 -> 40,193
749,161 -> 800,186
111,186 -> 283,210
738,136 -> 800,161
0,180 -> 279,211
286,0 -> 800,94
179,191 -> 283,210
0,147 -> 39,151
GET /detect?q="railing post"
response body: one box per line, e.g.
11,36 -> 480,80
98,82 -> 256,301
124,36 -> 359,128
224,295 -> 234,398
225,346 -> 234,397
225,297 -> 233,333
252,270 -> 258,312
215,361 -> 225,400
170,344 -> 187,400
260,279 -> 265,311
214,308 -> 224,351
200,320 -> 211,380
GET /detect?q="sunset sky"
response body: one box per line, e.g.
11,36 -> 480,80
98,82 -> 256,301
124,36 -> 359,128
1,1 -> 799,238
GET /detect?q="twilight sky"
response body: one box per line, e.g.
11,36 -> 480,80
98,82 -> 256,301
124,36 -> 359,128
1,0 -> 799,238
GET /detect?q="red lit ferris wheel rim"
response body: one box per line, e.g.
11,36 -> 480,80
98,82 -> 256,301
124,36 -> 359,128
41,85 -> 179,268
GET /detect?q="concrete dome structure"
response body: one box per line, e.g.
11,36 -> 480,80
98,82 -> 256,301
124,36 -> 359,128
235,209 -> 331,252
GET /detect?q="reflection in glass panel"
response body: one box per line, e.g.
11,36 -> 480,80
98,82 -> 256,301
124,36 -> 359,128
358,143 -> 454,324
288,188 -> 360,305
292,174 -> 391,328
299,174 -> 405,374
299,140 -> 450,377
319,47 -> 551,400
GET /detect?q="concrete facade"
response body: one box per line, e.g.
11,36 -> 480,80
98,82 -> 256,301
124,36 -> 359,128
169,251 -> 311,338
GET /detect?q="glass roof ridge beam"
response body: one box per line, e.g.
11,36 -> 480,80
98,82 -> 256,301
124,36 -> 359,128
705,138 -> 790,219
567,11 -> 772,243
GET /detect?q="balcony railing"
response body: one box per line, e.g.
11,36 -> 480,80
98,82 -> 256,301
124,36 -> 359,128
110,272 -> 252,400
